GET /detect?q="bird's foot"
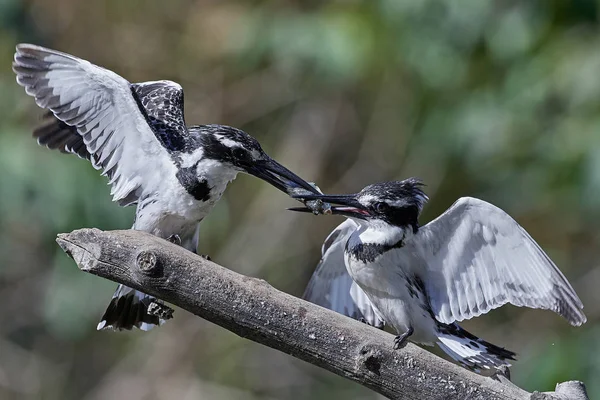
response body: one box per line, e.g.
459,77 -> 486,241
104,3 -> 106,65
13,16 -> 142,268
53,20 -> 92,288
167,234 -> 182,246
147,301 -> 174,320
393,326 -> 414,350
200,254 -> 212,261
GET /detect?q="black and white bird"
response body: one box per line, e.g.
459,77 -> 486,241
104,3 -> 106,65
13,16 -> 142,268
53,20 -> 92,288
301,218 -> 385,329
293,179 -> 586,370
13,43 -> 320,332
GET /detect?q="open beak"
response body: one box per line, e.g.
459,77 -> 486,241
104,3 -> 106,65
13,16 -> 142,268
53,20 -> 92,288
289,193 -> 371,219
246,157 -> 321,195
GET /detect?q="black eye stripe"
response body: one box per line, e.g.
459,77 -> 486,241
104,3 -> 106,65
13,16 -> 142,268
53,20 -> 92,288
232,147 -> 251,162
194,125 -> 262,162
386,205 -> 418,230
368,201 -> 419,230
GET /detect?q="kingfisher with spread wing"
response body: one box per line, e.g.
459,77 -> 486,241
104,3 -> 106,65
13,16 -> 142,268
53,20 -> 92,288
293,179 -> 586,370
13,44 -> 320,332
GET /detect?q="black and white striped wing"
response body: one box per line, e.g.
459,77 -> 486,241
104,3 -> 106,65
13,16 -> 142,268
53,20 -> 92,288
303,219 -> 385,328
418,197 -> 586,326
13,44 -> 186,205
33,111 -> 90,160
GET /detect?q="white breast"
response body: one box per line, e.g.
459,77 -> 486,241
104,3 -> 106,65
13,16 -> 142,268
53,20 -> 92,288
133,160 -> 239,249
344,232 -> 438,344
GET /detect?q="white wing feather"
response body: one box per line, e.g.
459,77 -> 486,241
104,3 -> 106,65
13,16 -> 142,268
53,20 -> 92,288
12,44 -> 176,205
418,197 -> 586,326
303,219 -> 385,328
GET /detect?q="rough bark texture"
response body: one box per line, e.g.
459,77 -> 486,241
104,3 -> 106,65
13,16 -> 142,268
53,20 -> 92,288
56,228 -> 588,400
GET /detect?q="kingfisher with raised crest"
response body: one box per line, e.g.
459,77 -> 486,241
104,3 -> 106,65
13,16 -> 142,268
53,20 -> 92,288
293,178 -> 586,370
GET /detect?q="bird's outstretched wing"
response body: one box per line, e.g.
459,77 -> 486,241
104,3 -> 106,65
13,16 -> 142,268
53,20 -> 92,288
303,219 -> 385,328
13,44 -> 188,206
418,197 -> 586,326
33,111 -> 90,160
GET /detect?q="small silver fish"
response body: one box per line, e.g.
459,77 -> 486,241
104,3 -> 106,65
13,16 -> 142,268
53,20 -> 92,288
288,183 -> 332,215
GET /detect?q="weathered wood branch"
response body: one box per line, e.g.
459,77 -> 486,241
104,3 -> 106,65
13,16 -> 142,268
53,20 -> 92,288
56,229 -> 588,400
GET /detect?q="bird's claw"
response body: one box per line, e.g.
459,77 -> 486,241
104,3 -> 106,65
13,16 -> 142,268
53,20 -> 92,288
393,326 -> 414,350
200,254 -> 212,261
167,234 -> 182,246
147,301 -> 174,320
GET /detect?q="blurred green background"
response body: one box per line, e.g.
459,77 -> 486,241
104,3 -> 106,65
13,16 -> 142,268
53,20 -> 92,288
1,0 -> 599,399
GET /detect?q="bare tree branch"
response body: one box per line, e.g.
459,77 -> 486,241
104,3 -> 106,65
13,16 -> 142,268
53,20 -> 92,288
56,228 -> 588,400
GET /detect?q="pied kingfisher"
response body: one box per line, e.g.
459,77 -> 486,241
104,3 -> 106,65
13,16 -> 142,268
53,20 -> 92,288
13,44 -> 320,331
293,178 -> 586,370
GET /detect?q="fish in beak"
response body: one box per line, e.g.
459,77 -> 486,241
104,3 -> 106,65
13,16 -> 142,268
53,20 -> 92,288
289,193 -> 370,219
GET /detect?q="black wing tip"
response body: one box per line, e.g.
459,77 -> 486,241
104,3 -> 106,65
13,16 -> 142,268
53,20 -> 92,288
15,43 -> 37,54
568,305 -> 587,327
31,112 -> 92,160
12,46 -> 52,79
14,43 -> 75,68
554,284 -> 587,326
15,43 -> 57,56
16,43 -> 41,50
14,43 -> 46,62
567,312 -> 587,327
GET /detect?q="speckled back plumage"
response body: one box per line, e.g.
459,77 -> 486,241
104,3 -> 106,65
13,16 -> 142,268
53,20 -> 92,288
130,81 -> 188,152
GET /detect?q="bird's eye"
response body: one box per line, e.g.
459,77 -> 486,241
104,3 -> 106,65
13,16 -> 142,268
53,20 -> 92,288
232,148 -> 247,159
374,202 -> 389,213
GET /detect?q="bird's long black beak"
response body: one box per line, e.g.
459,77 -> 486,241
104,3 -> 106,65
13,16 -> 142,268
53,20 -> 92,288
289,193 -> 370,219
246,158 -> 321,195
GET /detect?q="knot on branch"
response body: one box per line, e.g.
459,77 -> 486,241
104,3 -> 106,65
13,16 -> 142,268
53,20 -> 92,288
359,345 -> 383,376
136,250 -> 160,276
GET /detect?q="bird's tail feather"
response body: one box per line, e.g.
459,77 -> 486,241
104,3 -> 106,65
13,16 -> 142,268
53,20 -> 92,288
97,285 -> 167,331
436,323 -> 516,371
